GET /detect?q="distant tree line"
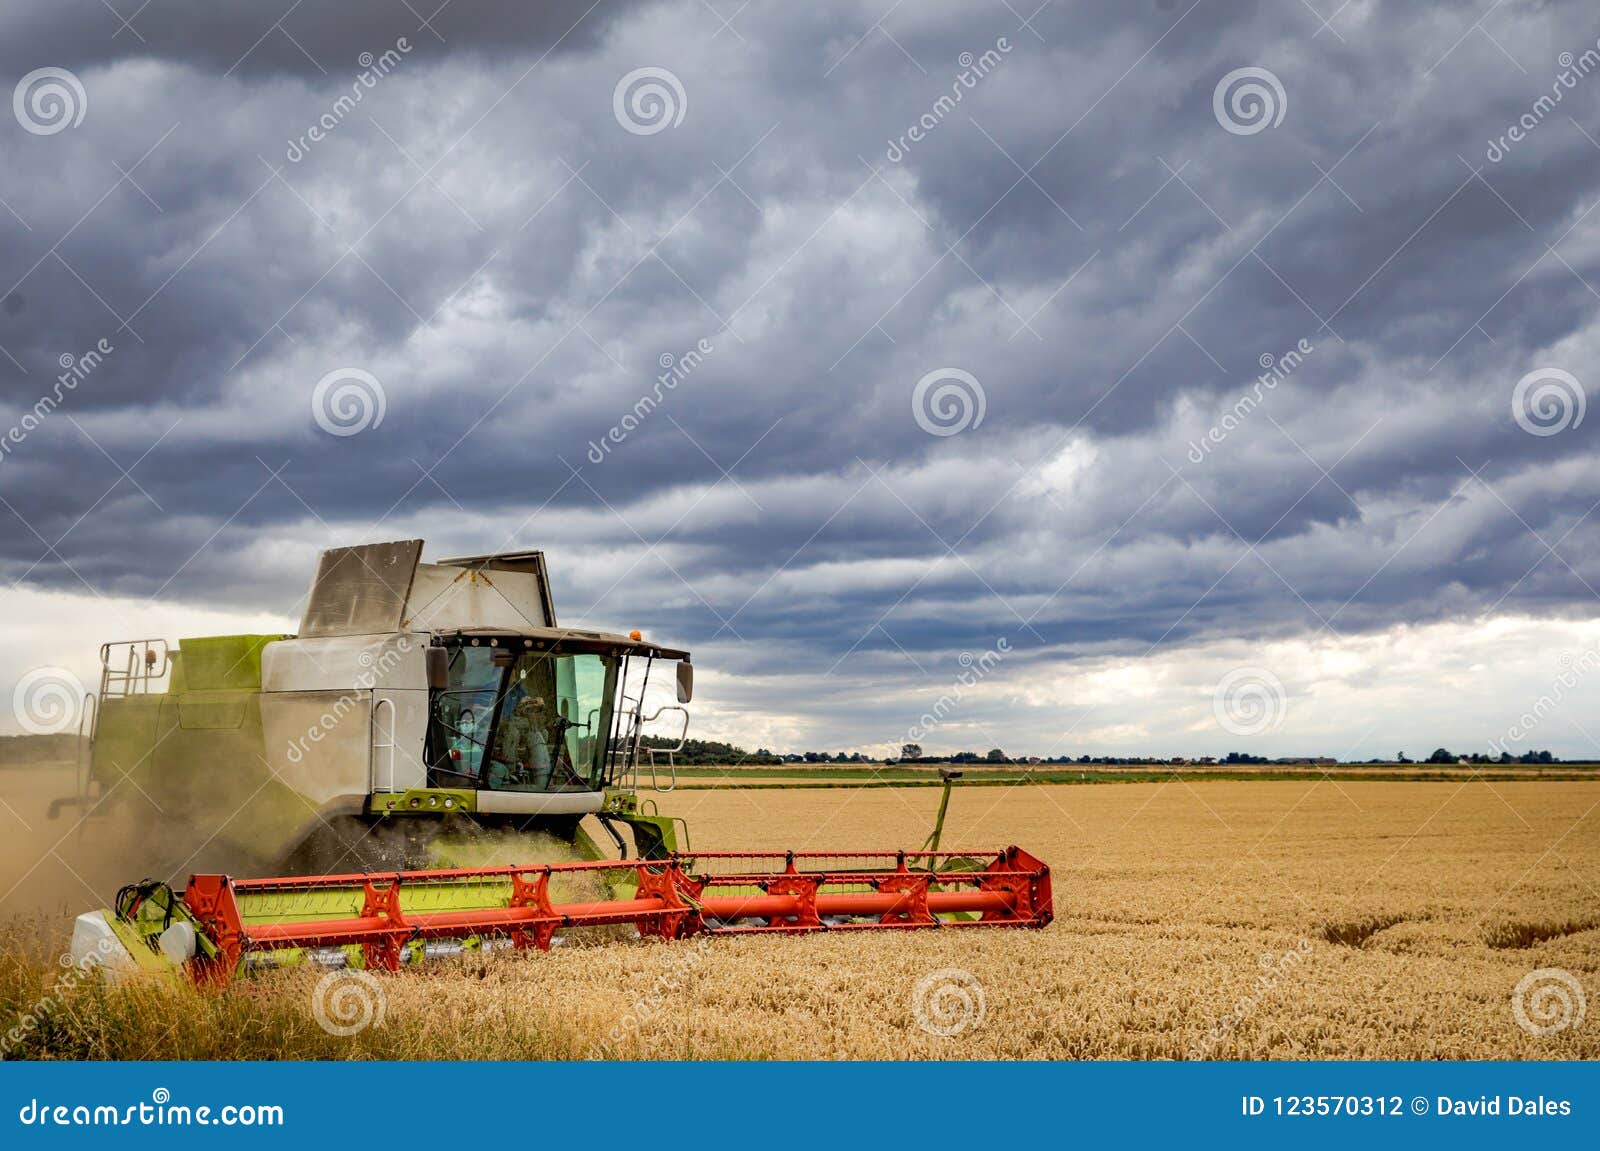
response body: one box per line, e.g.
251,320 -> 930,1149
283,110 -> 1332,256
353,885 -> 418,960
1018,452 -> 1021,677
637,738 -> 784,765
1391,747 -> 1561,765
638,737 -> 1574,766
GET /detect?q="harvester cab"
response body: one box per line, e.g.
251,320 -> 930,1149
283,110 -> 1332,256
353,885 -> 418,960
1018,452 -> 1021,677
51,540 -> 696,873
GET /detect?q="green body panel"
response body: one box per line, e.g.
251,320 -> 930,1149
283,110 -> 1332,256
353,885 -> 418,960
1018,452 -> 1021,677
600,789 -> 688,858
106,913 -> 185,977
173,634 -> 279,691
368,788 -> 477,815
609,811 -> 683,858
91,635 -> 314,867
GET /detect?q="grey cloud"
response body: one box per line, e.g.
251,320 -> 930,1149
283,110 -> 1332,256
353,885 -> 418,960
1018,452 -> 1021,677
2,1 -> 1600,753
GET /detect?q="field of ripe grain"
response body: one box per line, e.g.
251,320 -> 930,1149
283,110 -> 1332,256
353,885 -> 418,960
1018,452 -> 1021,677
2,779 -> 1598,1060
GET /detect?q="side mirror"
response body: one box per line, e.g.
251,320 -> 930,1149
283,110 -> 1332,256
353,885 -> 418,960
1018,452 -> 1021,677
426,647 -> 449,690
675,660 -> 694,704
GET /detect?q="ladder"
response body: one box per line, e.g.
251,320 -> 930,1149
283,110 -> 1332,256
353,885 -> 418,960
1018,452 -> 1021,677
49,640 -> 170,822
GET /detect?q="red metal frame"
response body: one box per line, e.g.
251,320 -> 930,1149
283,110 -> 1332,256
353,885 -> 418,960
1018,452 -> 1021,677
180,847 -> 1052,978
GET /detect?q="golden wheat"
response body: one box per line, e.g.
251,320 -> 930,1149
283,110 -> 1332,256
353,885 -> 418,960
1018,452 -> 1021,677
3,780 -> 1597,1059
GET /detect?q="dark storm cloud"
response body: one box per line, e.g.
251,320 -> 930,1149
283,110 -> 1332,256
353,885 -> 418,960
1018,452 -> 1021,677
2,0 -> 649,78
2,0 -> 1600,751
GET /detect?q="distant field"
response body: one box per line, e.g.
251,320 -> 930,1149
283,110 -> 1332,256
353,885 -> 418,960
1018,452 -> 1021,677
2,764 -> 1596,1060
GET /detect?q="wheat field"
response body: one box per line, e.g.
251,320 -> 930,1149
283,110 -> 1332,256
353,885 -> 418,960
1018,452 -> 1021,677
2,778 -> 1598,1060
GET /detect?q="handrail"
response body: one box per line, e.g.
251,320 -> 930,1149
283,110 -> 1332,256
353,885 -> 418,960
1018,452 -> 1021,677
642,704 -> 689,793
75,693 -> 97,809
98,639 -> 170,698
371,697 -> 398,793
608,692 -> 643,791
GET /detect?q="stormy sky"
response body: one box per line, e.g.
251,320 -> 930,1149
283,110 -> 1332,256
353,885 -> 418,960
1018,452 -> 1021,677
3,0 -> 1600,759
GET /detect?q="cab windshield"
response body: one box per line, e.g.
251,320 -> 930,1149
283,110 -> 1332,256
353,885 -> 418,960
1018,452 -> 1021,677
429,643 -> 617,792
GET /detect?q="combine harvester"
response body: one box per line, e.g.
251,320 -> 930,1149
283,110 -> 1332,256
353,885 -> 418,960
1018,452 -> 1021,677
52,540 -> 1052,979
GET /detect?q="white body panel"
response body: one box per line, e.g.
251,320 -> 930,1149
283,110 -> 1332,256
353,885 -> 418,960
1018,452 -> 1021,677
474,790 -> 605,815
261,633 -> 430,691
70,911 -> 139,979
259,633 -> 430,799
403,564 -> 553,632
